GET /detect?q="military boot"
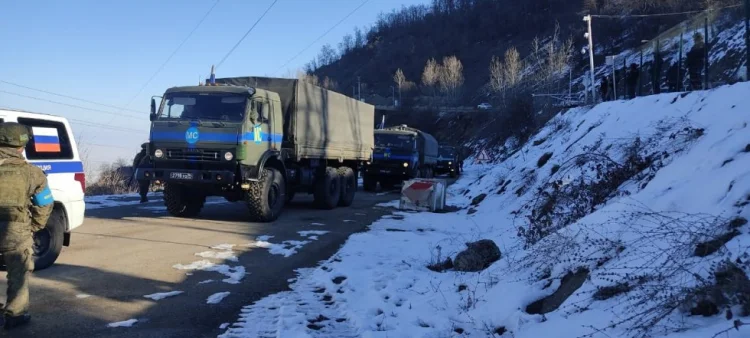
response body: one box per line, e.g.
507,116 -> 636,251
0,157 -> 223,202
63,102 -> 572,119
4,313 -> 31,330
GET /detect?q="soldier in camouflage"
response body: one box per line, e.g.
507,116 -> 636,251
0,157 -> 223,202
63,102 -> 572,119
132,142 -> 151,203
0,122 -> 54,330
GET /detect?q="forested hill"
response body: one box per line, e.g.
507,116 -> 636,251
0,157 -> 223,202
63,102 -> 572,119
303,0 -> 731,108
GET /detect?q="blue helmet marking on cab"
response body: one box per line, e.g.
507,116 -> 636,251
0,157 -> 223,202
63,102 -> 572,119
185,127 -> 200,144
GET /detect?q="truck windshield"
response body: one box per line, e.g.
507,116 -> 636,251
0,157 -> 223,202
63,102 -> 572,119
159,93 -> 247,122
439,147 -> 455,157
375,133 -> 414,149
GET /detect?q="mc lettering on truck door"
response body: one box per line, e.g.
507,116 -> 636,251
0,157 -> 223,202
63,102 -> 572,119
243,99 -> 272,164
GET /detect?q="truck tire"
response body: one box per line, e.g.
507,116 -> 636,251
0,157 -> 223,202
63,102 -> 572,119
164,183 -> 205,218
337,167 -> 356,207
363,175 -> 376,192
32,207 -> 65,271
314,167 -> 341,209
247,168 -> 285,222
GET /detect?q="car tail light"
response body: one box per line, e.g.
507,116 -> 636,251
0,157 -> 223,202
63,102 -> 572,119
74,173 -> 86,193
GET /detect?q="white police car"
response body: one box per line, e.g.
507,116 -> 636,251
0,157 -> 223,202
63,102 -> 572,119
0,108 -> 85,270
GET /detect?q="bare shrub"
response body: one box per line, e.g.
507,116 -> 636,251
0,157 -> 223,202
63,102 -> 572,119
86,158 -> 137,196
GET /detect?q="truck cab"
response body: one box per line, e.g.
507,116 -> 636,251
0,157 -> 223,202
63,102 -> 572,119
138,84 -> 284,219
363,125 -> 438,191
435,145 -> 460,178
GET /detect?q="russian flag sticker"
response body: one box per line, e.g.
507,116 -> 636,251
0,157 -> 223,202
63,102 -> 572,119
32,127 -> 61,153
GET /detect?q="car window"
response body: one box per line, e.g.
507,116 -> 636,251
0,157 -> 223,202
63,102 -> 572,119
17,117 -> 74,160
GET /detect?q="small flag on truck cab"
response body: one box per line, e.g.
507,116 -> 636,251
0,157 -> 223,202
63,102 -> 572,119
31,127 -> 61,152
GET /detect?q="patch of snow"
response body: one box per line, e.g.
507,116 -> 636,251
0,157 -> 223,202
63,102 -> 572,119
375,199 -> 399,208
220,323 -> 230,329
256,235 -> 274,241
221,83 -> 750,338
76,294 -> 92,299
207,292 -> 231,304
173,260 -> 246,284
198,279 -> 215,284
298,230 -> 329,237
310,222 -> 325,226
342,219 -> 355,223
107,319 -> 138,328
143,291 -> 184,301
211,244 -> 235,251
195,250 -> 238,262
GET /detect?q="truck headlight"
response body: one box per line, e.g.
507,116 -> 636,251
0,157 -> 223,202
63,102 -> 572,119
224,152 -> 234,161
154,149 -> 164,158
448,161 -> 452,165
403,162 -> 409,168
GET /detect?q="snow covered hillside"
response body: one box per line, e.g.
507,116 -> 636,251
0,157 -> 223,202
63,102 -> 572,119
220,82 -> 750,338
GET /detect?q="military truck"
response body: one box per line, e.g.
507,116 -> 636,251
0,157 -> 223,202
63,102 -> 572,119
435,145 -> 460,178
138,75 -> 374,222
362,125 -> 438,191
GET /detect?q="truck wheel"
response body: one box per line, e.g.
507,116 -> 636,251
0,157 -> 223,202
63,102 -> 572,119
164,183 -> 205,218
32,207 -> 65,271
314,167 -> 341,209
363,175 -> 376,192
337,167 -> 356,207
247,168 -> 285,222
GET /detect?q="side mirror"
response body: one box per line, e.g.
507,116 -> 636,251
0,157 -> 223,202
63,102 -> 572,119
150,98 -> 156,114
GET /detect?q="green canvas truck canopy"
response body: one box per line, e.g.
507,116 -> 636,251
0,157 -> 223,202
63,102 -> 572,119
215,76 -> 375,162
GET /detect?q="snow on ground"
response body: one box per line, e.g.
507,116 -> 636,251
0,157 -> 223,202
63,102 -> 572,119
246,232 -> 331,257
220,83 -> 750,338
76,294 -> 91,299
85,193 -> 150,210
173,260 -> 246,285
107,319 -> 138,328
143,291 -> 184,301
207,292 -> 231,305
195,250 -> 239,262
375,200 -> 400,208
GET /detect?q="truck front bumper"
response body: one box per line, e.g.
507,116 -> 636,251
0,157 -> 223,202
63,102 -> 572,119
136,168 -> 235,185
364,166 -> 413,179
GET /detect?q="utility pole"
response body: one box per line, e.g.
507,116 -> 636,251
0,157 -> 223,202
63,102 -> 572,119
705,17 -> 710,90
357,76 -> 361,100
678,32 -> 684,91
584,15 -> 597,103
391,86 -> 396,107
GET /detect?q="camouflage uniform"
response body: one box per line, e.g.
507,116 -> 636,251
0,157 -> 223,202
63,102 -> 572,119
132,143 -> 150,203
0,122 -> 53,329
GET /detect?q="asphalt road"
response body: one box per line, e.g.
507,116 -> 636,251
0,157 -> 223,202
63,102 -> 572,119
0,187 -> 411,338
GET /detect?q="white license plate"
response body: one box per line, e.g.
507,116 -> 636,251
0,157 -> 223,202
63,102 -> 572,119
170,172 -> 193,180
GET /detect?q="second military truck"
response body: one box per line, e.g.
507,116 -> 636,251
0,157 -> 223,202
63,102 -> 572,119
138,75 -> 374,222
362,125 -> 438,191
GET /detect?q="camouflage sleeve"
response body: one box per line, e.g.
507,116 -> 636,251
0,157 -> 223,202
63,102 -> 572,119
28,165 -> 54,231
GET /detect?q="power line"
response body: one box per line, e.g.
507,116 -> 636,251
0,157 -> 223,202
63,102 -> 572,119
69,119 -> 145,134
215,0 -> 279,70
0,80 -> 144,114
83,142 -> 133,150
591,4 -> 742,19
120,0 -> 221,111
0,89 -> 143,119
273,0 -> 370,76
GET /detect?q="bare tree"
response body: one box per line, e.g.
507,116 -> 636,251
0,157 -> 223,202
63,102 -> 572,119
317,44 -> 338,67
438,55 -> 464,102
394,68 -> 407,101
489,55 -> 506,92
297,70 -> 320,86
503,47 -> 523,87
322,76 -> 338,90
422,58 -> 440,98
339,34 -> 354,54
